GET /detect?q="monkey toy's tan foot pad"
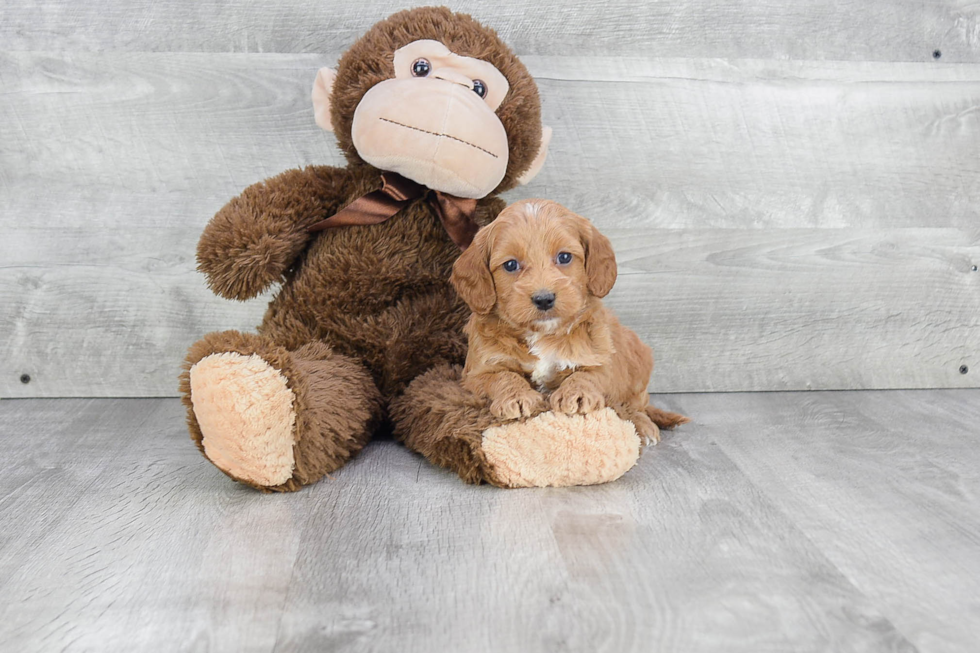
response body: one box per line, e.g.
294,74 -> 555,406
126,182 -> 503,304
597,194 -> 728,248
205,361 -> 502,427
482,408 -> 641,488
391,364 -> 642,488
181,331 -> 381,492
188,352 -> 297,488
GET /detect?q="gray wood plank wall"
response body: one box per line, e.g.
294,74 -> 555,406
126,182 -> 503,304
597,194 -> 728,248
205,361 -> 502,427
1,1 -> 978,397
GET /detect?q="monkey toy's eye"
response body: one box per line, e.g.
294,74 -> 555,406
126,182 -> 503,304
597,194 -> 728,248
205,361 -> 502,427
412,58 -> 431,77
472,79 -> 487,98
502,259 -> 520,272
556,252 -> 573,265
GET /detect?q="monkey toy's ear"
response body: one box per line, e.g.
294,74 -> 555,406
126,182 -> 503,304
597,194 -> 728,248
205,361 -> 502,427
516,125 -> 552,186
312,67 -> 337,132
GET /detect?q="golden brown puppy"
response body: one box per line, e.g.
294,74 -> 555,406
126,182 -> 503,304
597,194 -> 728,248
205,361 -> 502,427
451,199 -> 688,443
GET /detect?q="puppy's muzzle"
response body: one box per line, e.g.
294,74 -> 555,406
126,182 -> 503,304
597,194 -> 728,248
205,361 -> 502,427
531,291 -> 556,311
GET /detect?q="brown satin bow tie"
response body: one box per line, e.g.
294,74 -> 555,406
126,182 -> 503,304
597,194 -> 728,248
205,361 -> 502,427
307,171 -> 480,250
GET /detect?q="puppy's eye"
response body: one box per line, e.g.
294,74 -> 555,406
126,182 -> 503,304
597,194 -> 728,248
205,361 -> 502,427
472,79 -> 487,98
556,252 -> 573,265
412,59 -> 431,77
502,259 -> 520,272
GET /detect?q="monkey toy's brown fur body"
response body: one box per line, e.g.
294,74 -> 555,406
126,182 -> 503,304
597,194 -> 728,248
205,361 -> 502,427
183,164 -> 509,489
211,166 -> 505,396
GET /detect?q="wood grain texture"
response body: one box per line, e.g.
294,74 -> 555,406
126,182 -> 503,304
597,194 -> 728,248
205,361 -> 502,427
525,57 -> 980,230
3,392 -> 979,651
611,228 -> 980,393
1,0 -> 978,62
2,227 -> 977,397
2,51 -> 978,396
0,398 -> 305,651
686,389 -> 980,653
4,53 -> 979,230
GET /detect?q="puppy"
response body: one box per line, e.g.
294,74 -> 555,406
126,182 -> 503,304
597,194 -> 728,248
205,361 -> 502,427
451,199 -> 688,443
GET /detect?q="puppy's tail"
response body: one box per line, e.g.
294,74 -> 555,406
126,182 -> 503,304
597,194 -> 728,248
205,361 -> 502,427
645,404 -> 690,430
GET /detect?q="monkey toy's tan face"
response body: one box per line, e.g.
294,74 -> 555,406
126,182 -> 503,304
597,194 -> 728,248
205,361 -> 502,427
351,40 -> 511,198
313,39 -> 550,199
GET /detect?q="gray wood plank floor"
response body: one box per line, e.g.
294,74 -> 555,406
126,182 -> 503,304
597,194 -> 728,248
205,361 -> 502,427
1,391 -> 978,652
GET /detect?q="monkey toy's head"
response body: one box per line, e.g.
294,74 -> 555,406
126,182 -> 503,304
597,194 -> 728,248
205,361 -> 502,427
312,7 -> 551,199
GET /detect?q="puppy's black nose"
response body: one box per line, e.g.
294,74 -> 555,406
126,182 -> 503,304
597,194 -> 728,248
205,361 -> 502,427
531,291 -> 555,311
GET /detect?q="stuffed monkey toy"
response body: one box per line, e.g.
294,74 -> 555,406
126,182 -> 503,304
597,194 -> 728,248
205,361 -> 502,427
180,7 -> 645,491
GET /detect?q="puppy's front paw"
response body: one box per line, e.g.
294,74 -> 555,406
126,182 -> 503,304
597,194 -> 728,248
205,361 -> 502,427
490,389 -> 547,421
551,381 -> 606,415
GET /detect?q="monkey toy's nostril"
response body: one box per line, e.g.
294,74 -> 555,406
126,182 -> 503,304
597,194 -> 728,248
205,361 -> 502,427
531,291 -> 555,311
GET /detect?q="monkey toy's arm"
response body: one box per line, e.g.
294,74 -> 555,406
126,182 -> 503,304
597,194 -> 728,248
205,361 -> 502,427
197,165 -> 353,300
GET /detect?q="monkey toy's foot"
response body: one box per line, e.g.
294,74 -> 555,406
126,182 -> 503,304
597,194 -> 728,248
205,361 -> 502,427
187,351 -> 297,488
179,331 -> 380,492
480,409 -> 642,487
391,365 -> 685,488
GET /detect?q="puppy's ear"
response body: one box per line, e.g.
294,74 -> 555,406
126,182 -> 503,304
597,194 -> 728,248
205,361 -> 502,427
583,222 -> 617,298
451,227 -> 496,314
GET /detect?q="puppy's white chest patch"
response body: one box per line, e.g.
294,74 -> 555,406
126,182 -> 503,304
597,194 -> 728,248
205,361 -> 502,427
526,340 -> 578,390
